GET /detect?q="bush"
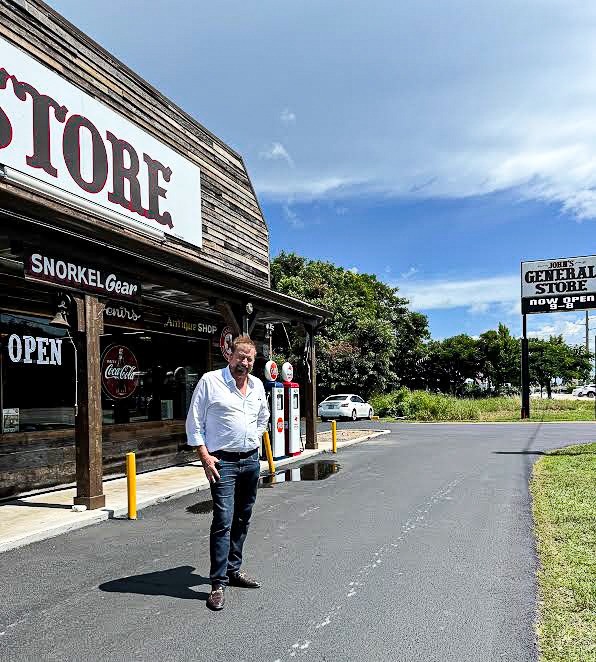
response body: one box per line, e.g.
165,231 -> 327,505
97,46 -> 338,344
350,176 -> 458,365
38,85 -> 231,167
369,388 -> 412,418
370,389 -> 596,422
407,391 -> 479,421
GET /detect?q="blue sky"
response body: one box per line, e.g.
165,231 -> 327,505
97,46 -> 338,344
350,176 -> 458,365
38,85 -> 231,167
46,0 -> 596,344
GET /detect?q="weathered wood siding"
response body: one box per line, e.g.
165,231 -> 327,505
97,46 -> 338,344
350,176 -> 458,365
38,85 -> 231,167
0,422 -> 197,499
0,0 -> 270,286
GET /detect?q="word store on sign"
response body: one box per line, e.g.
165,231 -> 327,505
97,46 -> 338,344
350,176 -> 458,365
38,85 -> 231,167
0,36 -> 202,245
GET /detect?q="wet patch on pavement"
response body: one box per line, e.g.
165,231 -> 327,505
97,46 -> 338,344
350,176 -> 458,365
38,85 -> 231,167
186,500 -> 213,515
185,461 -> 340,513
259,461 -> 340,487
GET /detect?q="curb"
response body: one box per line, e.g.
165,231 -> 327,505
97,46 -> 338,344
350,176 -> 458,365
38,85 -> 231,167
0,429 -> 390,553
0,511 -> 109,554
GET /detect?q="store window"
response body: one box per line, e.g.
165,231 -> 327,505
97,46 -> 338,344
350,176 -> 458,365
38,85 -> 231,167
100,332 -> 207,425
0,313 -> 76,433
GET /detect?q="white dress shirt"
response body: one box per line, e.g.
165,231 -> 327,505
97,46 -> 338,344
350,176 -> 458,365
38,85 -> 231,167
186,366 -> 270,452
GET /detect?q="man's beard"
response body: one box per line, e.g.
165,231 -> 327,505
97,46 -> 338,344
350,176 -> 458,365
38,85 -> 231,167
233,364 -> 251,375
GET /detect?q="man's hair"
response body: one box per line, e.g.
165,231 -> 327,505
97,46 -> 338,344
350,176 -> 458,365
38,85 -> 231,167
232,335 -> 256,353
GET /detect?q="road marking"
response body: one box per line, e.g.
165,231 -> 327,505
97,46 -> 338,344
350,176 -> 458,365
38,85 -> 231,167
270,475 -> 465,661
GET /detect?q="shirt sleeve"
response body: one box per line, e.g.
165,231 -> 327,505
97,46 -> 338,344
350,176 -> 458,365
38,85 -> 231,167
256,382 -> 270,440
186,376 -> 208,447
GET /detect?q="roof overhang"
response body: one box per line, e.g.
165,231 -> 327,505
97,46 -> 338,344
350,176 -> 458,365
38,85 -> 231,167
0,194 -> 330,328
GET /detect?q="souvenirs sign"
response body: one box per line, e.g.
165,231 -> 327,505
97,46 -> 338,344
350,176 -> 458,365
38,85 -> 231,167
521,255 -> 596,314
25,252 -> 141,302
104,303 -> 143,329
0,36 -> 202,245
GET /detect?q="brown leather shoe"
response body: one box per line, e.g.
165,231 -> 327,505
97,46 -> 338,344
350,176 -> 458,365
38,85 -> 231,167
206,586 -> 225,610
227,571 -> 261,588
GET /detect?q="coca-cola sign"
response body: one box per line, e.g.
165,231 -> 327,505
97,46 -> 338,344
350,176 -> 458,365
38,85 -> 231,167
101,344 -> 139,399
220,326 -> 234,360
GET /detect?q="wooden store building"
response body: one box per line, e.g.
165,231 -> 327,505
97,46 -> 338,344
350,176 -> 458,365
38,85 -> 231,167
0,0 -> 326,506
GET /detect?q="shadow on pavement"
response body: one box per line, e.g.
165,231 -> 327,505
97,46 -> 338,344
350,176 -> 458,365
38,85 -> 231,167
8,500 -> 73,509
99,565 -> 210,600
493,451 -> 546,455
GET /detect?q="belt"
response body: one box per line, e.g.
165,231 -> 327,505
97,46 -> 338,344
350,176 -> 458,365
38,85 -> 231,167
212,448 -> 258,460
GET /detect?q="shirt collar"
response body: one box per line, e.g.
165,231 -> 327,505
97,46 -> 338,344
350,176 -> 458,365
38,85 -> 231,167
223,366 -> 254,389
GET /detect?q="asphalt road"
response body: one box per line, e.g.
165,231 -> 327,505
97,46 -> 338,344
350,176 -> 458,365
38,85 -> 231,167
1,422 -> 595,662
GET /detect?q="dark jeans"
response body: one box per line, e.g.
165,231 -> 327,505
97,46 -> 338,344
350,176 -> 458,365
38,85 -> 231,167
209,448 -> 260,587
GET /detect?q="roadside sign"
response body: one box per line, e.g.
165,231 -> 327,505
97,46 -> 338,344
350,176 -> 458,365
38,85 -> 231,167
521,255 -> 596,314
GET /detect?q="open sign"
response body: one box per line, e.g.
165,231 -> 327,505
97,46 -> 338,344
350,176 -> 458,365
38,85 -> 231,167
7,334 -> 62,365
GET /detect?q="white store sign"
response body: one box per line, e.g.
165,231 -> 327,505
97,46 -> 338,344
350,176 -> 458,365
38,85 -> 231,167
0,36 -> 202,245
521,255 -> 596,314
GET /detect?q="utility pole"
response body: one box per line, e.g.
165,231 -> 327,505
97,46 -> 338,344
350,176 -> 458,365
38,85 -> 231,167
586,310 -> 589,353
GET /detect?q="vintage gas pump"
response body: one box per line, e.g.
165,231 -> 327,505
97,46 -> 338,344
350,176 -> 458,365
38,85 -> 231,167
263,360 -> 286,459
281,362 -> 301,457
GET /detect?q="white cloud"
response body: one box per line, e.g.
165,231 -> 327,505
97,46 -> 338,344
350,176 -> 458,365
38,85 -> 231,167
527,315 -> 587,345
500,300 -> 522,317
400,266 -> 419,280
348,266 -> 359,273
396,275 -> 519,311
256,175 -> 358,197
46,1 -> 596,219
469,302 -> 490,314
280,108 -> 296,124
245,3 -> 596,218
259,142 -> 294,167
282,201 -> 304,229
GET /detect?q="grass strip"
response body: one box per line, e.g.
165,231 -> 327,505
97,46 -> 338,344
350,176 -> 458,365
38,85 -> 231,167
530,442 -> 596,661
371,390 -> 596,422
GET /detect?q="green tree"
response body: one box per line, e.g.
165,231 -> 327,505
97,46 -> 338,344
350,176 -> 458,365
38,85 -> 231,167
422,334 -> 481,395
393,311 -> 430,389
477,323 -> 520,393
528,335 -> 592,398
270,251 -> 429,400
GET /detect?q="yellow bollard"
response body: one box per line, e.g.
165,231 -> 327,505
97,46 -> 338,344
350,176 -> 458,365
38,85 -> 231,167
331,420 -> 337,453
126,452 -> 137,520
263,430 -> 276,474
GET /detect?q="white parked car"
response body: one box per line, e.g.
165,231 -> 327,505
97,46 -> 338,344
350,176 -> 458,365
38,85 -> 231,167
318,394 -> 374,421
572,384 -> 596,398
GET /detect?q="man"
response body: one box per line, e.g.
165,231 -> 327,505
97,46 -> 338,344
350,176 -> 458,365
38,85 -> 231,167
186,335 -> 269,611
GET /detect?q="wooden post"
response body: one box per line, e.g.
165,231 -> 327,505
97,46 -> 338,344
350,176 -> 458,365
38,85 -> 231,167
73,295 -> 106,510
215,301 -> 241,336
304,325 -> 318,449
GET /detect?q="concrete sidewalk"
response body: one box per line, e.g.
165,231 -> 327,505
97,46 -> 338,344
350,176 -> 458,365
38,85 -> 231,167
0,429 -> 388,553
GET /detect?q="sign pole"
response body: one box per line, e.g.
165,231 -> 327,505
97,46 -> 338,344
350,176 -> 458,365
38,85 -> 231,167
521,314 -> 530,419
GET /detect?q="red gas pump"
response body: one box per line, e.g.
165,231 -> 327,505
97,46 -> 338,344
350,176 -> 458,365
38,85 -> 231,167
264,360 -> 285,459
281,362 -> 301,456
